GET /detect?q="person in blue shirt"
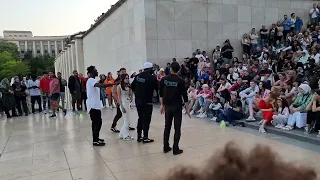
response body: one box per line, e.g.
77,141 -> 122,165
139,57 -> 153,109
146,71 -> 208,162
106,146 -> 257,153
197,70 -> 210,82
295,16 -> 303,33
282,15 -> 292,39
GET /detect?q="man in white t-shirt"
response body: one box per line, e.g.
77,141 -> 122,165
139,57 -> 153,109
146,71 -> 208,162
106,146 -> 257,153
310,3 -> 319,26
86,65 -> 115,146
27,75 -> 42,113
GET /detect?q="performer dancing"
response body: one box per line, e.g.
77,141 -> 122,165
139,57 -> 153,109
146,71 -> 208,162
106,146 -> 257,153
160,62 -> 190,155
131,62 -> 158,143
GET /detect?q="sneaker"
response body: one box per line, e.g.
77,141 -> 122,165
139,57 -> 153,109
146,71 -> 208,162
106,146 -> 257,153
198,113 -> 207,119
110,128 -> 120,133
49,114 -> 56,118
276,124 -> 284,129
137,137 -> 143,143
271,120 -> 277,126
246,116 -> 256,122
143,138 -> 154,144
129,127 -> 135,131
196,113 -> 203,118
109,106 -> 113,110
173,149 -> 183,155
163,147 -> 172,153
211,117 -> 217,121
182,109 -> 186,114
123,136 -> 134,141
190,110 -> 194,115
197,109 -> 203,114
98,138 -> 104,142
93,141 -> 105,146
317,130 -> 320,138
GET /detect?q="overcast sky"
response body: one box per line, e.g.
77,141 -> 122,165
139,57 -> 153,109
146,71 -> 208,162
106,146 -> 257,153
0,0 -> 118,36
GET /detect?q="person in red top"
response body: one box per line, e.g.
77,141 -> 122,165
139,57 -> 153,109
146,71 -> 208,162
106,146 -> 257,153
40,72 -> 51,114
49,72 -> 67,118
81,73 -> 89,111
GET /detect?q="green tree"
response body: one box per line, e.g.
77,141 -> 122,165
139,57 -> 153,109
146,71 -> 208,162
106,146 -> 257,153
0,41 -> 30,79
0,61 -> 30,79
0,40 -> 20,59
26,55 -> 55,75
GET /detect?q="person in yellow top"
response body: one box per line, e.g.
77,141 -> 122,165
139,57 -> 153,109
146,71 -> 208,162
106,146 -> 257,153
105,72 -> 115,109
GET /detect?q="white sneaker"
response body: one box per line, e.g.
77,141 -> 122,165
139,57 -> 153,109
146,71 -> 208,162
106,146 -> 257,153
182,109 -> 186,114
200,113 -> 207,118
109,106 -> 113,110
211,117 -> 217,121
196,113 -> 203,118
246,116 -> 256,122
190,110 -> 194,115
276,124 -> 284,129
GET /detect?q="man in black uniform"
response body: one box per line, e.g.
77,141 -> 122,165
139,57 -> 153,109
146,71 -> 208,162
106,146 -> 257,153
111,68 -> 135,132
131,62 -> 158,143
160,62 -> 190,155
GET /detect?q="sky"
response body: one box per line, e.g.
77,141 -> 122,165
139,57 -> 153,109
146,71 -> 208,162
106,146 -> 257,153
0,0 -> 118,36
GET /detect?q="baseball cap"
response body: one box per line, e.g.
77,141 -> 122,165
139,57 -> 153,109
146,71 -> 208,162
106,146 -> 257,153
143,62 -> 153,69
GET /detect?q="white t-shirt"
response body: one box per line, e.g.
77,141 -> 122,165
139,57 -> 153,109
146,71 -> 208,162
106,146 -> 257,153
27,80 -> 41,96
310,8 -> 319,18
86,78 -> 101,111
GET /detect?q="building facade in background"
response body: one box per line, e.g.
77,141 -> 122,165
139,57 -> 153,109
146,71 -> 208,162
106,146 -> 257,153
55,0 -> 314,78
2,30 -> 69,58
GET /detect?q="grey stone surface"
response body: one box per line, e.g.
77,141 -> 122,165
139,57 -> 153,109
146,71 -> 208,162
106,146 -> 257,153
157,19 -> 175,40
158,40 -> 176,59
145,20 -> 157,40
157,1 -> 175,21
174,2 -> 192,21
192,22 -> 208,40
264,7 -> 279,26
145,0 -> 157,20
175,21 -> 192,40
146,40 -> 158,59
222,23 -> 238,39
222,5 -> 238,23
238,6 -> 252,23
191,3 -> 208,21
208,4 -> 223,22
208,22 -> 223,40
176,40 -> 192,58
251,6 -> 265,26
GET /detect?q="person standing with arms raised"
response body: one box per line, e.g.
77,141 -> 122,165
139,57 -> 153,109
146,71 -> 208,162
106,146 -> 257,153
160,62 -> 190,155
131,62 -> 158,143
86,66 -> 115,146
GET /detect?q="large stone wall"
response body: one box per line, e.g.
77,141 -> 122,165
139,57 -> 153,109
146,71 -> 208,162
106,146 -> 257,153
83,0 -> 147,75
56,0 -> 315,78
145,0 -> 314,67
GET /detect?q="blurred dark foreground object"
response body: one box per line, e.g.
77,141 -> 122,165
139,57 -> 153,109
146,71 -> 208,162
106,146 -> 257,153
164,142 -> 317,180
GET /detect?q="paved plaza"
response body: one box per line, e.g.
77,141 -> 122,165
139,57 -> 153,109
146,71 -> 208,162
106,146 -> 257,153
1,108 -> 320,180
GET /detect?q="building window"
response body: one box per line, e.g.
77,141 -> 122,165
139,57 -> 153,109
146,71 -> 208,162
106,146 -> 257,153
52,50 -> 55,54
44,50 -> 48,54
21,50 -> 25,54
59,50 -> 62,53
37,50 -> 40,54
24,35 -> 27,37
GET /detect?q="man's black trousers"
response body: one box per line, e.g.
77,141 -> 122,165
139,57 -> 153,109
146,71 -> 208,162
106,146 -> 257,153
111,104 -> 122,128
163,104 -> 182,150
89,109 -> 102,142
136,103 -> 153,139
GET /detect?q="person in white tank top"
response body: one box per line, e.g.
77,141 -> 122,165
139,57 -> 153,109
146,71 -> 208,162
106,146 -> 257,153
117,74 -> 134,140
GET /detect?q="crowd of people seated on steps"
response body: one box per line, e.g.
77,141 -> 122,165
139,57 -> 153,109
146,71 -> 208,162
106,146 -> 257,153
152,6 -> 320,135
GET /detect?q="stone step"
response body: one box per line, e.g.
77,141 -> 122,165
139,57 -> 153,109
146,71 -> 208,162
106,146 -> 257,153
238,120 -> 320,146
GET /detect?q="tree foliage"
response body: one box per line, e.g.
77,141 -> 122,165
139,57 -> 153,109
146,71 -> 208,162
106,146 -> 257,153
25,55 -> 55,75
0,41 -> 30,80
0,40 -> 20,59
